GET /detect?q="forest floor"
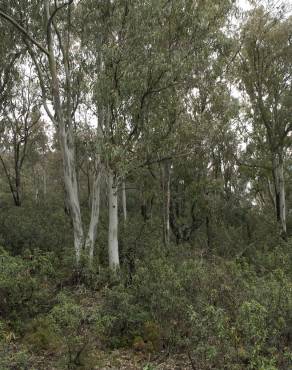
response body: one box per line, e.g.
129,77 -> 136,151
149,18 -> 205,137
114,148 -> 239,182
24,348 -> 193,370
86,350 -> 192,370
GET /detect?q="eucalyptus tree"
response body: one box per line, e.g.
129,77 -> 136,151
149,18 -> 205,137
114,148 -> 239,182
0,0 -> 102,265
81,0 -> 236,267
237,7 -> 292,237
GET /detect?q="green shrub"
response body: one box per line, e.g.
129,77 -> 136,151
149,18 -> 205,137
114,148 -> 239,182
100,285 -> 150,348
49,292 -> 102,369
0,247 -> 55,326
188,304 -> 234,368
23,316 -> 61,353
0,206 -> 72,255
100,243 -> 291,369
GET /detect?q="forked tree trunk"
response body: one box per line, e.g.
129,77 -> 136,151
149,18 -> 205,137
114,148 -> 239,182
108,170 -> 120,270
45,2 -> 84,264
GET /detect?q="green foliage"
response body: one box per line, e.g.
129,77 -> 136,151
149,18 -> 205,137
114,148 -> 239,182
188,305 -> 234,366
49,292 -> 102,369
0,346 -> 30,370
100,285 -> 150,348
0,206 -> 72,255
101,242 -> 292,369
0,247 -> 55,325
23,316 -> 61,353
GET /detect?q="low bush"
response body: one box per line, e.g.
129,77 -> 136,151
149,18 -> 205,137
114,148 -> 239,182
100,243 -> 292,369
0,247 -> 55,327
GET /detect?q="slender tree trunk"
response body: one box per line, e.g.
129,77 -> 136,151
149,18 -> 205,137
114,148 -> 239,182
161,161 -> 171,245
0,154 -> 19,206
45,2 -> 84,264
108,170 -> 119,270
85,169 -> 101,264
272,152 -> 287,237
122,180 -> 127,223
14,166 -> 21,206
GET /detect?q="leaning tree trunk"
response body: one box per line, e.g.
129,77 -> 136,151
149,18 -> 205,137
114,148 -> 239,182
272,152 -> 287,238
108,170 -> 120,270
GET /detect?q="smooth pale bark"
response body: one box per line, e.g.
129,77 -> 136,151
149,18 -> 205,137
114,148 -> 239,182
108,170 -> 120,270
272,153 -> 287,237
60,129 -> 84,263
45,2 -> 84,264
122,180 -> 127,223
85,170 -> 101,264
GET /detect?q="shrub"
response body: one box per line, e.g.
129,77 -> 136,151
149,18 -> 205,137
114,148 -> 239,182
0,247 -> 55,326
49,292 -> 102,369
100,285 -> 150,348
100,243 -> 291,369
23,316 -> 61,353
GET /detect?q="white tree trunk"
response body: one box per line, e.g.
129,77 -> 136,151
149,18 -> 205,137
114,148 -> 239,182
108,170 -> 120,270
122,180 -> 127,223
85,170 -> 101,264
45,2 -> 84,264
62,130 -> 84,264
0,2 -> 86,266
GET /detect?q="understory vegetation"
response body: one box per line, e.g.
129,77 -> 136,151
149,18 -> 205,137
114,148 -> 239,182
0,210 -> 291,369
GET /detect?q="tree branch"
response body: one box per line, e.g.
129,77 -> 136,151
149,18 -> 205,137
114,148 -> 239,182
0,9 -> 49,56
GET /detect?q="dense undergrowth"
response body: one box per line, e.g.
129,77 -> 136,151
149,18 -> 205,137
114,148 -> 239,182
0,233 -> 291,369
